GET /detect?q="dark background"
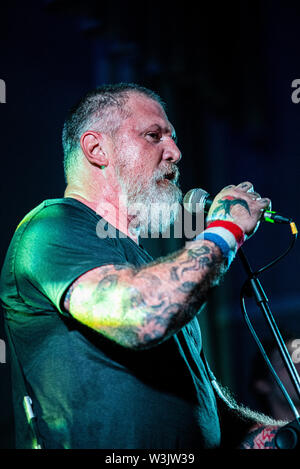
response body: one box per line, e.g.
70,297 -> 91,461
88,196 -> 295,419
0,0 -> 300,448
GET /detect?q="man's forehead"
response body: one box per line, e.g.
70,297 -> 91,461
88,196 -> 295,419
126,93 -> 175,134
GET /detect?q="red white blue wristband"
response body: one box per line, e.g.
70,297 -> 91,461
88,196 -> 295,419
206,220 -> 245,249
194,221 -> 245,264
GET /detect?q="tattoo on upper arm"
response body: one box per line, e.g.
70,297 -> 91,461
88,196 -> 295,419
97,274 -> 118,290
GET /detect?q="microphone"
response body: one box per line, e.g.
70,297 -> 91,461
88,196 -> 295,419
183,188 -> 292,224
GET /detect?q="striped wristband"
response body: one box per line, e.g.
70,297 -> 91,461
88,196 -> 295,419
206,220 -> 245,249
195,221 -> 245,264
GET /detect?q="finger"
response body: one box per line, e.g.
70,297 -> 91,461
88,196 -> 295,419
249,191 -> 261,200
236,181 -> 253,192
221,184 -> 235,192
258,198 -> 271,209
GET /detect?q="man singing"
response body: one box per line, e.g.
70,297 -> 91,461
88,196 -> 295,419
0,83 -> 284,449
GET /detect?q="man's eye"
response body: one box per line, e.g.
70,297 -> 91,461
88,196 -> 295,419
147,132 -> 161,141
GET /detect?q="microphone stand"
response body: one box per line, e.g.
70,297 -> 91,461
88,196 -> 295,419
238,247 -> 300,449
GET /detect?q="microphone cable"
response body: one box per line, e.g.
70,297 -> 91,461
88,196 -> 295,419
240,296 -> 300,420
253,221 -> 298,276
239,219 -> 300,420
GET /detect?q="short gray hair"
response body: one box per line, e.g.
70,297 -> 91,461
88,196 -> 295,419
62,83 -> 166,182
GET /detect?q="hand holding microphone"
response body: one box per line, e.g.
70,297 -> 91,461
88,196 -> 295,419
184,182 -> 272,264
206,181 -> 271,239
184,181 -> 293,237
184,181 -> 297,264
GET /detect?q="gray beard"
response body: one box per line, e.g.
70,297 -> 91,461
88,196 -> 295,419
116,165 -> 183,237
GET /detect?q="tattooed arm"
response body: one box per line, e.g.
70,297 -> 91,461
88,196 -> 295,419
63,240 -> 225,349
63,181 -> 271,349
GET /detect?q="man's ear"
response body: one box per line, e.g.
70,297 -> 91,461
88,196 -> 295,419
80,131 -> 109,169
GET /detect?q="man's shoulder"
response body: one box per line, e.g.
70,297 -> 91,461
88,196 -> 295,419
17,197 -> 97,233
9,198 -> 102,264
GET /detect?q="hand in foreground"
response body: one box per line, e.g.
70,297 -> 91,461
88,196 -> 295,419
239,424 -> 281,449
207,181 -> 271,239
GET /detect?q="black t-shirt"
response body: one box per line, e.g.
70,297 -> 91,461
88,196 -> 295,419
0,198 -> 221,449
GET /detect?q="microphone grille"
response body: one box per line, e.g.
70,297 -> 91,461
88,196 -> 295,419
183,188 -> 210,214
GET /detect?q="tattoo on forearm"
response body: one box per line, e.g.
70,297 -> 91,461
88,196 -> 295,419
66,239 -> 226,348
210,196 -> 251,220
178,281 -> 198,293
170,266 -> 180,282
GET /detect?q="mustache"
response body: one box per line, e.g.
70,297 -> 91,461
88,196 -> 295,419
154,164 -> 180,184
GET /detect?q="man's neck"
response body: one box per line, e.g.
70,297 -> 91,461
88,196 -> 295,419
64,187 -> 139,244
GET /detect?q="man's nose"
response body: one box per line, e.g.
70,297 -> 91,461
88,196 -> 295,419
162,138 -> 182,164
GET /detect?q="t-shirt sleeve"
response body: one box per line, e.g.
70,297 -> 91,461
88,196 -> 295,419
14,202 -> 128,315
